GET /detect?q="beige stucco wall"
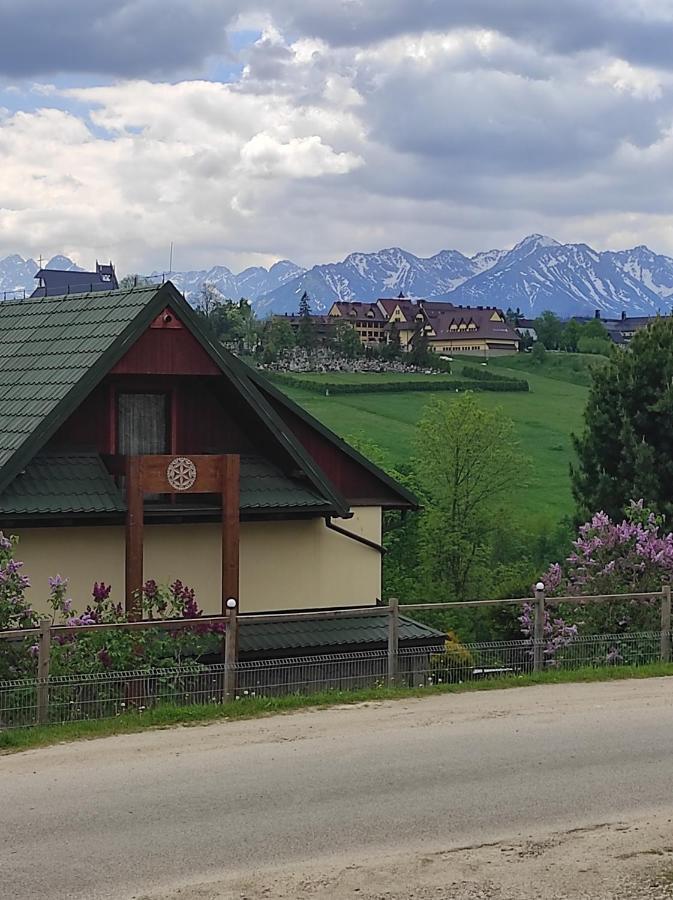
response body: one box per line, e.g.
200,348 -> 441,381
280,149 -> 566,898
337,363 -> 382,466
13,508 -> 382,616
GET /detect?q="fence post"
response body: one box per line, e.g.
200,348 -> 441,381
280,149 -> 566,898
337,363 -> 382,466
36,619 -> 51,725
223,599 -> 238,702
661,583 -> 671,664
533,583 -> 545,674
387,598 -> 399,687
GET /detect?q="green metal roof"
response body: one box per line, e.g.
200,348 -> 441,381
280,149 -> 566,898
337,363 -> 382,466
0,452 -> 125,515
0,286 -> 161,490
0,452 -> 329,517
239,456 -> 329,511
239,613 -> 443,654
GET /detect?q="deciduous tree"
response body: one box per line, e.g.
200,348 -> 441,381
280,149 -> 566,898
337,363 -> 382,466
414,395 -> 524,601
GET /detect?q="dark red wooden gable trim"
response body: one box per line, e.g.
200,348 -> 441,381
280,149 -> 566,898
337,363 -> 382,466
111,308 -> 221,376
268,399 -> 404,506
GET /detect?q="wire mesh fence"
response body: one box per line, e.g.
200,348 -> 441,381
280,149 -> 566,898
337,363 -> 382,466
0,629 -> 668,730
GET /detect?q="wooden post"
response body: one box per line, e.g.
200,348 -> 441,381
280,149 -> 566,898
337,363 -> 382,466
223,601 -> 238,702
661,583 -> 671,663
125,456 -> 144,620
36,619 -> 51,725
387,597 -> 399,687
221,455 -> 240,615
533,585 -> 545,673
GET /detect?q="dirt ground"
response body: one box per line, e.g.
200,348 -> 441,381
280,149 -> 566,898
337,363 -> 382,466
138,813 -> 673,900
6,679 -> 673,900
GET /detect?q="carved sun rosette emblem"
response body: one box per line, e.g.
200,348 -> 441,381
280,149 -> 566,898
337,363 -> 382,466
166,456 -> 197,491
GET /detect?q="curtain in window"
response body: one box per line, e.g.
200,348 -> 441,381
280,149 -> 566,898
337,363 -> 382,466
117,393 -> 168,455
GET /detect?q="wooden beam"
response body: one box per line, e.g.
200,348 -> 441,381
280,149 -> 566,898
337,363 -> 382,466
141,454 -> 224,493
222,454 -> 240,614
125,456 -> 144,620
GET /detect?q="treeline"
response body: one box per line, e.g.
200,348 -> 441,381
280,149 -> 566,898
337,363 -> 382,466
531,311 -> 612,355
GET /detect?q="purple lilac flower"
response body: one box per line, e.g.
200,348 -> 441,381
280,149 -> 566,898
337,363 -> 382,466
606,646 -> 623,665
143,579 -> 159,601
92,581 -> 111,602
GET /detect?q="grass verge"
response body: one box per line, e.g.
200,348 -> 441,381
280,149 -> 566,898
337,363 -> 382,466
3,662 -> 672,754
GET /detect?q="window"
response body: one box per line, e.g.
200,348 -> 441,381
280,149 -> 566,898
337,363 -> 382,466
117,393 -> 169,455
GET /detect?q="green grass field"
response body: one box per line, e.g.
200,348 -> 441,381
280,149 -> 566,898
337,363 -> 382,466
282,357 -> 591,528
488,350 -> 609,386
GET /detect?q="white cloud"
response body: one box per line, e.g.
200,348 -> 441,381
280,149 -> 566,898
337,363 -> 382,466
589,59 -> 664,100
4,6 -> 673,271
238,133 -> 361,177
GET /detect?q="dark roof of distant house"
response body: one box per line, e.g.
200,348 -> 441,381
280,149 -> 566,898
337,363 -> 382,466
0,282 -> 418,517
516,318 -> 536,328
419,301 -> 457,314
423,306 -> 520,343
376,298 -> 418,319
31,262 -> 119,298
330,301 -> 386,321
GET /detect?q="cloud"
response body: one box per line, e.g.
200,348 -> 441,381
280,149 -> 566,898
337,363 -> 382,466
0,0 -> 238,77
4,2 -> 673,271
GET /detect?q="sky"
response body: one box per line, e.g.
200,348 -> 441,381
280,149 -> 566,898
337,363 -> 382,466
3,0 -> 673,274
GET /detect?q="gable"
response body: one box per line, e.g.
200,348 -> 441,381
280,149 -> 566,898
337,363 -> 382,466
111,309 -> 221,375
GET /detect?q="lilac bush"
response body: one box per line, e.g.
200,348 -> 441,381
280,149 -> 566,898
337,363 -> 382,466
0,533 -> 39,678
0,537 -> 226,677
538,500 -> 672,640
518,602 -> 578,666
49,578 -> 224,675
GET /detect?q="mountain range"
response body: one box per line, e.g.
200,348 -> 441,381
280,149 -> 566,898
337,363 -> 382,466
4,235 -> 673,318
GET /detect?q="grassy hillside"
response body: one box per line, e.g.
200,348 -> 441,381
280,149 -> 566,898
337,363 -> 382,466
486,350 -> 608,387
280,362 -> 590,528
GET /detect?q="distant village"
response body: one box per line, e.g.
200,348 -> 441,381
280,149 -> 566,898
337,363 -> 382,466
26,259 -> 667,362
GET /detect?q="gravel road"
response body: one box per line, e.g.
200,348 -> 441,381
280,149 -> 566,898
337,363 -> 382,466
2,678 -> 673,899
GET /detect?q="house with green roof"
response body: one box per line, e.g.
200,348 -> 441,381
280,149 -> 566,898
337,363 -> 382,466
0,282 -> 422,644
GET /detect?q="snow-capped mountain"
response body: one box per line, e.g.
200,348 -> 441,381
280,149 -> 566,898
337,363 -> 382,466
253,247 -> 481,315
442,234 -> 673,317
4,235 -> 673,317
161,259 -> 305,307
0,254 -> 82,297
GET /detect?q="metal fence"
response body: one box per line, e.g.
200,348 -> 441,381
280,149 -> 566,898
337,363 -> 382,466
1,630 -> 668,730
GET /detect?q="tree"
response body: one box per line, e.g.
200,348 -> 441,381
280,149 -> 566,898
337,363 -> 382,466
530,340 -> 547,364
265,317 -> 295,357
560,319 -> 582,352
572,318 -> 673,522
534,311 -> 563,349
333,320 -> 361,358
387,325 -> 402,357
414,395 -> 524,601
296,291 -> 317,350
582,318 -> 610,340
119,274 -> 153,289
409,328 -> 431,366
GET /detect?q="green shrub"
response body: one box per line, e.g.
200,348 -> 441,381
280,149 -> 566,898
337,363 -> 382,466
265,373 -> 529,394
